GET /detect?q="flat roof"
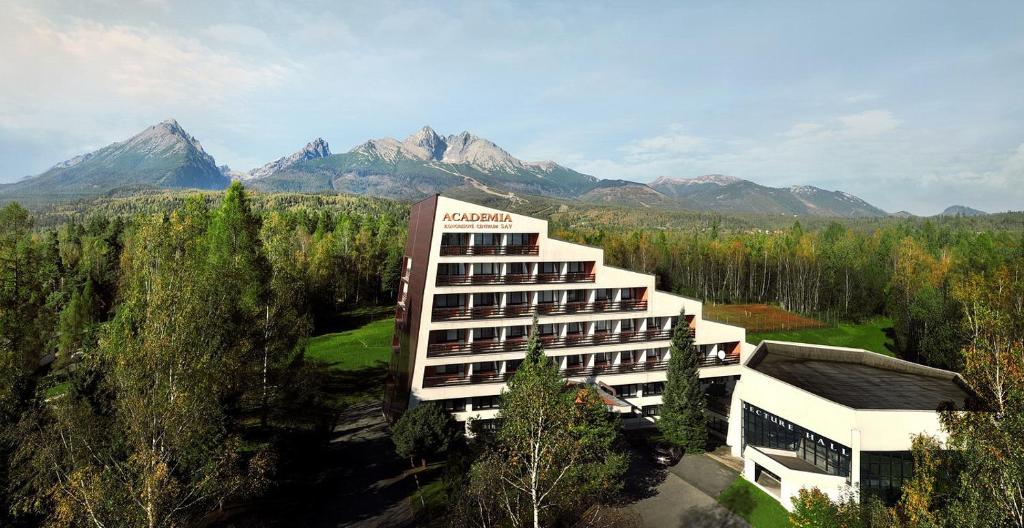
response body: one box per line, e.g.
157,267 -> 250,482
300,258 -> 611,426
747,341 -> 973,411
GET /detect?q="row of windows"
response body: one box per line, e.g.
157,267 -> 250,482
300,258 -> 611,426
441,233 -> 535,246
438,261 -> 589,275
741,401 -> 852,477
860,452 -> 914,504
433,288 -> 640,307
610,382 -> 665,398
431,317 -> 672,343
426,348 -> 669,377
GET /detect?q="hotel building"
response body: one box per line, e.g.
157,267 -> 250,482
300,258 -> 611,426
386,196 -> 975,509
385,195 -> 749,430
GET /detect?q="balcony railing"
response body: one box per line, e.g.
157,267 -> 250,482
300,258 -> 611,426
436,272 -> 595,286
440,244 -> 539,256
697,354 -> 741,368
431,299 -> 647,321
426,328 -> 680,357
422,360 -> 672,387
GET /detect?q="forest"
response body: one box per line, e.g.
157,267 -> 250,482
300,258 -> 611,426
0,187 -> 1023,526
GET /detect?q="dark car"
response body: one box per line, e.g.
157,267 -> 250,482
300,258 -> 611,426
652,442 -> 683,466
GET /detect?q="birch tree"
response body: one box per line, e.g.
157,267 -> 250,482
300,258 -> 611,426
466,321 -> 625,527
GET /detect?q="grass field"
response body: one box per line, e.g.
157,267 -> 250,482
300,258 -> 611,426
705,303 -> 828,333
304,318 -> 394,371
748,316 -> 895,356
717,476 -> 790,528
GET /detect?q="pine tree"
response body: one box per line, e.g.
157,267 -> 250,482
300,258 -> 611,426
658,309 -> 707,453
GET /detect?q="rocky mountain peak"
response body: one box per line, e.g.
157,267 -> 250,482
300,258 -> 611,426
302,138 -> 331,159
247,137 -> 333,180
402,126 -> 446,160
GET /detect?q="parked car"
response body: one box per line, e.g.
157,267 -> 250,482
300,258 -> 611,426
652,442 -> 683,466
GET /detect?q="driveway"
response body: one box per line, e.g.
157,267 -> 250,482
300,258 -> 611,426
623,450 -> 748,528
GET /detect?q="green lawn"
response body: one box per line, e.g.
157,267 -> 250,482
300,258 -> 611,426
304,318 -> 394,371
717,476 -> 790,528
44,381 -> 71,399
748,316 -> 895,356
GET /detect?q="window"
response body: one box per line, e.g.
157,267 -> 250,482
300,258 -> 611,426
441,233 -> 469,246
507,262 -> 528,275
507,325 -> 526,339
473,292 -> 498,306
538,324 -> 555,336
473,361 -> 497,373
621,350 -> 637,364
621,288 -> 635,300
540,262 -> 560,274
440,398 -> 466,412
566,355 -> 583,368
741,402 -> 851,477
647,317 -> 661,330
473,263 -> 499,275
566,289 -> 587,303
473,396 -> 500,410
861,452 -> 914,505
538,290 -> 559,304
507,291 -> 527,305
475,233 -> 499,246
595,288 -> 613,301
436,329 -> 464,343
566,261 -> 585,273
614,384 -> 639,398
508,233 -> 531,246
642,405 -> 661,417
473,327 -> 497,341
643,382 -> 664,396
433,294 -> 463,308
594,352 -> 611,365
567,322 -> 583,335
439,262 -> 467,276
505,359 -> 522,373
621,319 -> 635,331
434,364 -> 464,375
595,320 -> 610,333
646,349 -> 665,362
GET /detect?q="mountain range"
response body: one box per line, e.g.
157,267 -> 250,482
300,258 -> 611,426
0,119 -> 956,218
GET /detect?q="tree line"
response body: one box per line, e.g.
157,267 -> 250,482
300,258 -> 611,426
0,184 -> 407,527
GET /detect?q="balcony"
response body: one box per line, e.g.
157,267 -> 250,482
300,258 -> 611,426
436,272 -> 596,286
440,244 -> 539,256
426,328 -> 681,357
422,360 -> 671,388
697,354 -> 741,368
431,299 -> 648,321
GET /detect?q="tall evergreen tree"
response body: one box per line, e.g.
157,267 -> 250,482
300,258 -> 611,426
658,309 -> 707,453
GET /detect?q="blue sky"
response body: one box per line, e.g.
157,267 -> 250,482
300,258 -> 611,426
1,0 -> 1022,214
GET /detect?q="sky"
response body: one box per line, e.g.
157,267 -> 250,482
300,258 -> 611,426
1,0 -> 1022,215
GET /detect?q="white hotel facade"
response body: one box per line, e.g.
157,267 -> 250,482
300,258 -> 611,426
386,195 -> 974,510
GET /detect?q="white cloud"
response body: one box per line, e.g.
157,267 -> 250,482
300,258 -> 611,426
0,6 -> 292,134
836,110 -> 900,137
621,125 -> 706,162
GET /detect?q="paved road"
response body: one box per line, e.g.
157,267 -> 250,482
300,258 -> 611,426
624,452 -> 748,528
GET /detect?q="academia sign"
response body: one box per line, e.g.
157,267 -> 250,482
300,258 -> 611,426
441,211 -> 514,230
442,212 -> 513,223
